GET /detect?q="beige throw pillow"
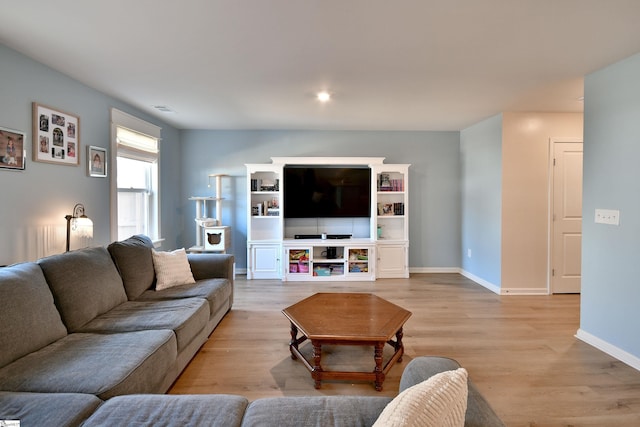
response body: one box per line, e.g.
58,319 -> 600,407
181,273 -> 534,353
151,248 -> 196,291
373,368 -> 468,427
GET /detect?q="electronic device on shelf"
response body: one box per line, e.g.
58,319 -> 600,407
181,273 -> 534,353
294,234 -> 322,239
283,165 -> 371,218
327,234 -> 352,239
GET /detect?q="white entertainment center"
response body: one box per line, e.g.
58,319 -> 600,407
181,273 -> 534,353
246,157 -> 409,281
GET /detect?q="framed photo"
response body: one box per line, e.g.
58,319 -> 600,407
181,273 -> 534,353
32,102 -> 80,165
0,126 -> 26,171
88,146 -> 107,177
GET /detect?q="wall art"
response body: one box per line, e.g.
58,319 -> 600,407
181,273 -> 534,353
87,145 -> 107,177
0,126 -> 26,171
32,102 -> 79,165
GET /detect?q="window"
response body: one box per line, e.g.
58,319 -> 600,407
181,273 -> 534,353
110,109 -> 161,243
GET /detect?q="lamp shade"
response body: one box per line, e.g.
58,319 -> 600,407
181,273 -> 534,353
73,216 -> 93,238
66,203 -> 93,252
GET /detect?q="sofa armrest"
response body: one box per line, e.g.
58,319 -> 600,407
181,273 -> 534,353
399,356 -> 462,391
187,253 -> 234,283
400,357 -> 505,427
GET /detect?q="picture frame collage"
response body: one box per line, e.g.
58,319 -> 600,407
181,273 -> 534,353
33,102 -> 80,166
0,102 -> 107,177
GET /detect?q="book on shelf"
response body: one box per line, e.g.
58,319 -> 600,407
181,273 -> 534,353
377,202 -> 404,216
252,198 -> 280,216
258,178 -> 279,192
378,175 -> 404,191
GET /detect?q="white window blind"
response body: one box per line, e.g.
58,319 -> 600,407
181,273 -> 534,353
117,127 -> 159,161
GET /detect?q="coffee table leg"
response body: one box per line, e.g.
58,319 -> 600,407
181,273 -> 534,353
289,323 -> 298,360
374,342 -> 384,391
312,341 -> 323,389
396,327 -> 404,362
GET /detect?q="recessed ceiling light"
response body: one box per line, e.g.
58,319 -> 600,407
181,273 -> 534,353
316,92 -> 331,103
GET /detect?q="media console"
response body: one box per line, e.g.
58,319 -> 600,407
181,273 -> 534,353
246,157 -> 410,281
283,239 -> 375,281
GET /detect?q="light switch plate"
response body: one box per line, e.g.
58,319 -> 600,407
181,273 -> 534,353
595,209 -> 620,225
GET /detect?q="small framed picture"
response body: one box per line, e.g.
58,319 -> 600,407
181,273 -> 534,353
88,145 -> 107,177
32,102 -> 80,166
0,126 -> 26,171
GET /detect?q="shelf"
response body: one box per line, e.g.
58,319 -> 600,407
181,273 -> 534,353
314,258 -> 346,263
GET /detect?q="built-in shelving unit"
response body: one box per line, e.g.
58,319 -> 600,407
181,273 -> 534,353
372,164 -> 410,278
246,158 -> 409,281
246,164 -> 283,279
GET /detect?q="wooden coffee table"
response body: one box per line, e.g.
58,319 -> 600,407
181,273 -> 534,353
282,292 -> 411,391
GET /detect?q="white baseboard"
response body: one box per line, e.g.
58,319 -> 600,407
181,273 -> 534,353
576,329 -> 640,371
499,287 -> 549,295
459,269 -> 502,295
409,267 -> 461,274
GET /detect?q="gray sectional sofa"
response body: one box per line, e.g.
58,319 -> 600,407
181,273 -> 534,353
0,235 -> 504,426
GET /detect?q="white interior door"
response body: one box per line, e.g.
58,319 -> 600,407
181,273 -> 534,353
551,140 -> 583,293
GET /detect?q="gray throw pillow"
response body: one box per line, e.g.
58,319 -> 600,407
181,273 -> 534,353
108,235 -> 156,300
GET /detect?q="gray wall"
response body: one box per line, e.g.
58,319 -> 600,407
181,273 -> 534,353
581,52 -> 640,359
0,45 -> 181,264
179,130 -> 461,270
0,43 -> 462,271
460,114 -> 503,286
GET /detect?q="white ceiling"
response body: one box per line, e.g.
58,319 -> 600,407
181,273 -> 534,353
2,1 -> 640,131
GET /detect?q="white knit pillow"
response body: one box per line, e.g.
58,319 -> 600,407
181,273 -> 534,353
373,368 -> 468,427
151,248 -> 196,291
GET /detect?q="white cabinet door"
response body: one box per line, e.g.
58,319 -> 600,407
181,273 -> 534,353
249,244 -> 281,279
377,244 -> 408,278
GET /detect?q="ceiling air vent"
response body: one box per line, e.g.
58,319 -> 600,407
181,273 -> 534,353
153,105 -> 175,113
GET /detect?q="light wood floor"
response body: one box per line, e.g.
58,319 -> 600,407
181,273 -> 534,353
169,274 -> 640,427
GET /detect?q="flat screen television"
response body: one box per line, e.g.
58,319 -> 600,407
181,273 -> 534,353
283,166 -> 371,218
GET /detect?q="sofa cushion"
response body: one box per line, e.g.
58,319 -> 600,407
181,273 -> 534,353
373,368 -> 468,427
0,330 -> 177,400
76,298 -> 209,352
0,391 -> 102,427
241,396 -> 392,427
83,394 -> 248,427
137,278 -> 231,319
38,247 -> 128,332
0,262 -> 68,368
108,234 -> 156,300
152,248 -> 196,291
